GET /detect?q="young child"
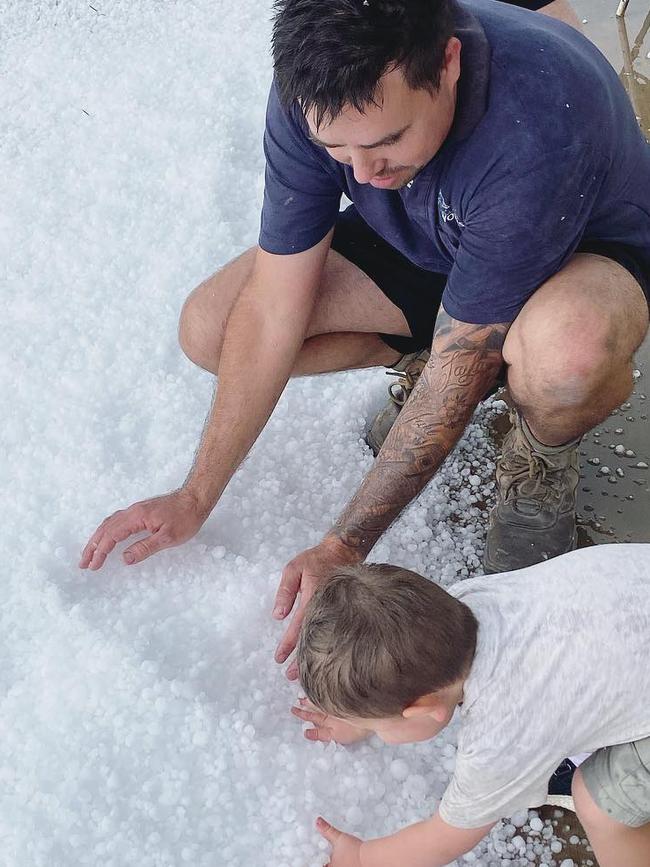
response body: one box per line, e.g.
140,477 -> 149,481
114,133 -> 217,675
291,544 -> 650,867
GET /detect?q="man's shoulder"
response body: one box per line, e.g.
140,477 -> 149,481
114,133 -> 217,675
460,0 -> 628,153
265,78 -> 305,141
440,2 -> 618,207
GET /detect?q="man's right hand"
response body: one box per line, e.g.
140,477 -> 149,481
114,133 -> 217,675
273,535 -> 362,678
79,488 -> 210,571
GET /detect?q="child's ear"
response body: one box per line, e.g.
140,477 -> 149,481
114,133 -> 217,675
402,694 -> 447,722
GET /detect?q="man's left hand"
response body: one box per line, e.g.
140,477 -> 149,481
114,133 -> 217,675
316,817 -> 363,867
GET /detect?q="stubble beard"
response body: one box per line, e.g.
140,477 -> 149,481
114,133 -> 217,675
379,164 -> 424,190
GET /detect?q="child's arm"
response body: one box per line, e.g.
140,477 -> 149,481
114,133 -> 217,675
316,813 -> 495,867
360,812 -> 495,867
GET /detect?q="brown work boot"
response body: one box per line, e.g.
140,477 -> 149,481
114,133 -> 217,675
484,409 -> 580,574
365,349 -> 430,456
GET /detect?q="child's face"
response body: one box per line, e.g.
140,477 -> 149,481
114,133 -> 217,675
342,712 -> 448,745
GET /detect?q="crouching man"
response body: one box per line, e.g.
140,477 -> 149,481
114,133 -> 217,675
80,0 -> 650,680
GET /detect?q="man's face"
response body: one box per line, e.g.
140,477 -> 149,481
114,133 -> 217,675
305,38 -> 461,191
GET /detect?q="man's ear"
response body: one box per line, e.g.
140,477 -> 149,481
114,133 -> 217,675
442,36 -> 462,83
402,694 -> 447,723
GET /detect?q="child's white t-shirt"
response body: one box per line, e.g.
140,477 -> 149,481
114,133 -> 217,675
438,543 -> 650,828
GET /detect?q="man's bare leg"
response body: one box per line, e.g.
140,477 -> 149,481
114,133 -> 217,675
572,768 -> 650,867
485,252 -> 648,573
179,246 -> 409,376
182,248 -> 649,436
503,253 -> 649,445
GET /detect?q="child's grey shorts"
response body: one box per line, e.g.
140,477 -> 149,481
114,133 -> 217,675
581,736 -> 650,828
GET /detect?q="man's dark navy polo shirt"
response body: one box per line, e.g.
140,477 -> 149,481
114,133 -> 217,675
259,0 -> 650,324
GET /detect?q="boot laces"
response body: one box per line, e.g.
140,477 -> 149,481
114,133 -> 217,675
502,450 -> 557,500
500,424 -> 569,503
385,368 -> 418,406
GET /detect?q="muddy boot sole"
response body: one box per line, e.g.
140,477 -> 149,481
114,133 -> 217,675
483,517 -> 577,575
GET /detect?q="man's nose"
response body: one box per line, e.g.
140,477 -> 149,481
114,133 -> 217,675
351,151 -> 381,184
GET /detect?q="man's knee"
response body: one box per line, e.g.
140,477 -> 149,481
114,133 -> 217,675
505,308 -> 620,405
503,261 -> 648,406
178,286 -> 216,371
178,248 -> 256,372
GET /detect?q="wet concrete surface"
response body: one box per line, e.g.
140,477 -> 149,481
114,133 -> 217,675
576,338 -> 649,546
578,0 -> 650,139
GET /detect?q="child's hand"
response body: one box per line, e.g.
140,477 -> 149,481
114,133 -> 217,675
291,698 -> 371,745
316,817 -> 363,866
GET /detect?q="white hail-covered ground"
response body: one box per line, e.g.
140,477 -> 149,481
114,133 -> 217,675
2,3 -> 584,865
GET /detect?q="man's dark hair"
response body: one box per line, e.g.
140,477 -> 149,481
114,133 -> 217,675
272,0 -> 455,127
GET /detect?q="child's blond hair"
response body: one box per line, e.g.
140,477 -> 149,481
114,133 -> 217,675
297,563 -> 478,719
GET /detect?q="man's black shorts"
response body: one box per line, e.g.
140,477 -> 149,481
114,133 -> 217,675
330,205 -> 650,354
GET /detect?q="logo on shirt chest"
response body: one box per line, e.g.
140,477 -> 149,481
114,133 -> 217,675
438,191 -> 465,229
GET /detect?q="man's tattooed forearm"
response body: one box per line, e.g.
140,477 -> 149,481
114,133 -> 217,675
433,311 -> 510,353
330,314 -> 511,554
